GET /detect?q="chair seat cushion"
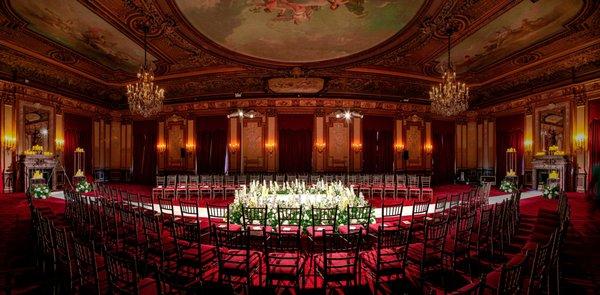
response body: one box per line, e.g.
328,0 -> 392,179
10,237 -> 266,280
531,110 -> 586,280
246,225 -> 273,236
314,252 -> 357,278
213,223 -> 242,231
276,225 -> 301,234
220,250 -> 262,274
338,224 -> 366,235
267,252 -> 304,277
368,222 -> 399,233
182,244 -> 217,265
407,242 -> 442,264
360,249 -> 405,274
306,226 -> 335,238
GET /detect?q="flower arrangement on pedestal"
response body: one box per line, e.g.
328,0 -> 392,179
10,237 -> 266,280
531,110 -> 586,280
542,184 -> 559,199
30,184 -> 50,199
75,179 -> 93,193
229,180 -> 374,230
499,179 -> 517,193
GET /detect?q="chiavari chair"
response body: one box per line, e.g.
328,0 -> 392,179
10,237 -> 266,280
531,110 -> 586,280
152,176 -> 166,199
213,226 -> 263,292
264,230 -> 305,290
313,230 -> 362,292
339,205 -> 372,237
383,174 -> 396,199
275,205 -> 303,235
369,201 -> 403,234
360,226 -> 410,294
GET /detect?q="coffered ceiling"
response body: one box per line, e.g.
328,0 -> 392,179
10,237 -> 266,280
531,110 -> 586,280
0,0 -> 598,110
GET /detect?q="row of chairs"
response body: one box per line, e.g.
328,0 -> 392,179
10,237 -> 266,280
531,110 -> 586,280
40,187 -> 484,294
152,174 -> 436,200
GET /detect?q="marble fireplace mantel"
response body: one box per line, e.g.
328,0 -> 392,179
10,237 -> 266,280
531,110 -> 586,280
18,154 -> 58,192
531,155 -> 571,191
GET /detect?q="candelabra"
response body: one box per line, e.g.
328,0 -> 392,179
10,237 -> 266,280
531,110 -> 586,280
424,143 -> 433,155
315,142 -> 326,153
2,135 -> 16,151
156,143 -> 167,153
265,142 -> 276,154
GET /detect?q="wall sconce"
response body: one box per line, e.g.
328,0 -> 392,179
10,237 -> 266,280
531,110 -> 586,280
55,139 -> 64,152
185,143 -> 196,153
315,141 -> 326,153
265,142 -> 276,154
3,135 -> 16,151
156,143 -> 167,153
574,133 -> 586,151
394,143 -> 405,153
424,143 -> 433,155
524,139 -> 533,154
228,142 -> 240,154
351,142 -> 363,153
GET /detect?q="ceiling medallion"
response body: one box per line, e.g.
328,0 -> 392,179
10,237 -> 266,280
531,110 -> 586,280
126,25 -> 164,118
429,26 -> 469,117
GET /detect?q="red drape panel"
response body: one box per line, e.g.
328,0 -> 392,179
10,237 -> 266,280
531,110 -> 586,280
63,113 -> 92,178
132,121 -> 157,184
496,114 -> 524,183
589,99 -> 600,192
196,116 -> 228,174
362,116 -> 394,173
432,120 -> 455,185
278,115 -> 313,173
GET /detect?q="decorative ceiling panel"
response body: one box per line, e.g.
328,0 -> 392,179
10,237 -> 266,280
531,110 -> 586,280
10,0 -> 151,73
0,0 -> 597,110
437,0 -> 583,74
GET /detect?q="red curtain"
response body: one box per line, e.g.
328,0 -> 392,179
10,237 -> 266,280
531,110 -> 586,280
432,120 -> 455,185
63,113 -> 92,178
496,114 -> 524,183
132,121 -> 157,184
196,116 -> 228,174
278,115 -> 313,173
589,100 -> 600,193
362,116 -> 394,173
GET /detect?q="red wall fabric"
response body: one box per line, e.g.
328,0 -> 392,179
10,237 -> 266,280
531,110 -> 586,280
496,114 -> 524,183
589,99 -> 600,194
362,116 -> 394,173
63,113 -> 92,179
132,121 -> 157,184
432,120 -> 455,185
278,115 -> 313,172
196,116 -> 228,174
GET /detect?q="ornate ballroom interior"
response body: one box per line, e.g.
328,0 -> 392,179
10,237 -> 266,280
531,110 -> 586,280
0,0 -> 599,294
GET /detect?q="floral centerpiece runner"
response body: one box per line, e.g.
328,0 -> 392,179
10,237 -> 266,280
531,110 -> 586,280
229,180 -> 374,230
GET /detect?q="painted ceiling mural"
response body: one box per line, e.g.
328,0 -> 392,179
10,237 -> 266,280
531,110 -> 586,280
10,0 -> 150,73
440,0 -> 583,73
175,0 -> 425,63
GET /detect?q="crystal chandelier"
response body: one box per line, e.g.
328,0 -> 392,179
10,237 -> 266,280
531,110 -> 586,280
429,28 -> 469,116
126,26 -> 164,118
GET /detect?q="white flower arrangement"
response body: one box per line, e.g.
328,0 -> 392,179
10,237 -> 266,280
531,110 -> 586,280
542,184 -> 559,199
499,179 -> 517,193
230,180 -> 374,230
30,184 -> 50,199
75,179 -> 93,193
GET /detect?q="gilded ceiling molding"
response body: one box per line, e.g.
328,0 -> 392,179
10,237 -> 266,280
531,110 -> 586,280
478,78 -> 600,116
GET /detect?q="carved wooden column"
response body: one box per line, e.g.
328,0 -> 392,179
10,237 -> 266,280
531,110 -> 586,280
265,108 -> 277,172
1,83 -> 17,192
313,108 -> 325,172
573,87 -> 588,192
